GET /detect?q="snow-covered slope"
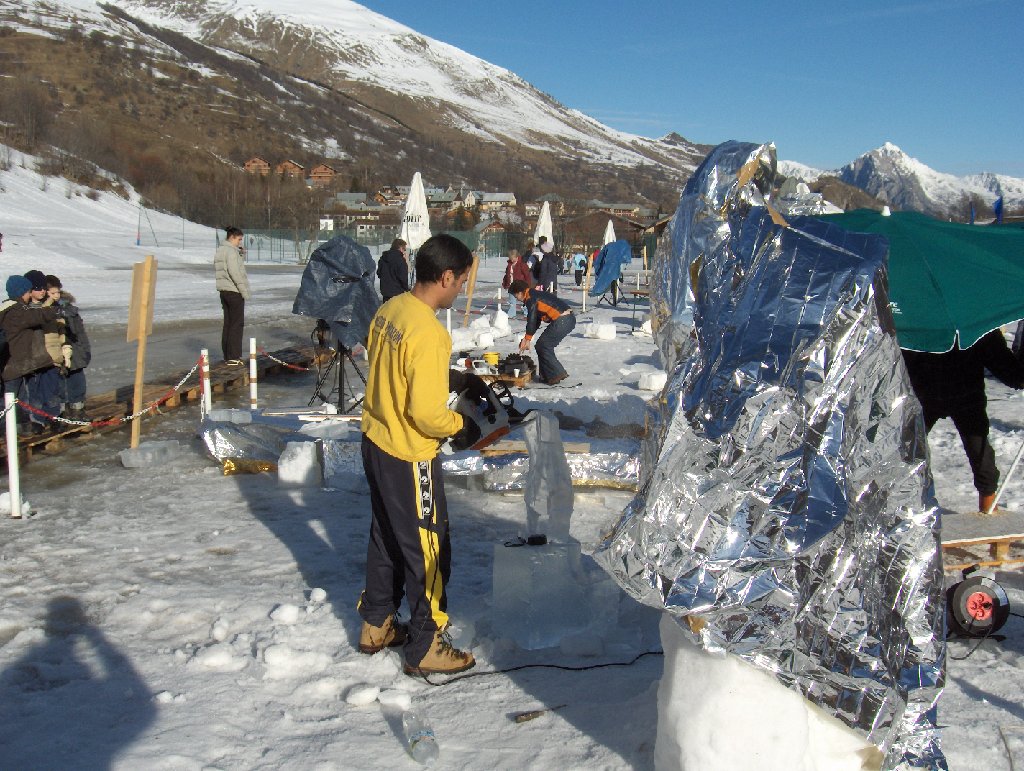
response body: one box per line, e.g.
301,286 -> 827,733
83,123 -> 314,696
110,0 -> 705,173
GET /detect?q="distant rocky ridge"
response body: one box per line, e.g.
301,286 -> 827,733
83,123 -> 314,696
779,143 -> 1024,218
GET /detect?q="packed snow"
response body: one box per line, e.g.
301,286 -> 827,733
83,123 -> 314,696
2,151 -> 1024,769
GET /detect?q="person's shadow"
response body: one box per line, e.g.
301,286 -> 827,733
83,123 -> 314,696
0,596 -> 156,769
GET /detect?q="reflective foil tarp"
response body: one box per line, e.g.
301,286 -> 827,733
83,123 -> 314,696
443,438 -> 641,493
597,142 -> 946,770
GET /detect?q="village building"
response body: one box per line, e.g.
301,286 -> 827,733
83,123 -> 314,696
243,156 -> 271,175
275,160 -> 305,178
309,163 -> 337,188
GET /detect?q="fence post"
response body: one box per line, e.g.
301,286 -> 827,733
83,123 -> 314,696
201,349 -> 212,417
249,338 -> 258,411
5,392 -> 21,519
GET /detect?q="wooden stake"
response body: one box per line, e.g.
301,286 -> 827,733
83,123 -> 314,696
462,252 -> 480,328
127,255 -> 157,449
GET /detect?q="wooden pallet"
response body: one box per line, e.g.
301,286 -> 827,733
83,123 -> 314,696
480,440 -> 591,457
941,509 -> 1024,570
0,345 -> 316,464
479,371 -> 533,389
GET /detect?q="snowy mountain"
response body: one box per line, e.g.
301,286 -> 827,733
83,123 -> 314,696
781,143 -> 1024,218
3,0 -> 706,201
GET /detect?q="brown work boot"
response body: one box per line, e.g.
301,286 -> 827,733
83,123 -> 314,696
358,615 -> 408,654
403,627 -> 475,677
979,493 -> 1000,515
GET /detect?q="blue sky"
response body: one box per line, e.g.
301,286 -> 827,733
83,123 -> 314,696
356,0 -> 1023,176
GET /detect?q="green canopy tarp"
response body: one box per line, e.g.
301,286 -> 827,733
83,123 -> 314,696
815,210 -> 1024,352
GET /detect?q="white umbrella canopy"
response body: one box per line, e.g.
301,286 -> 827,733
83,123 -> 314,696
602,218 -> 617,245
534,200 -> 553,244
399,172 -> 431,250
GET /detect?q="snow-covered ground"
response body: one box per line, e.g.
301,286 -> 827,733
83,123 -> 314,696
2,150 -> 1024,770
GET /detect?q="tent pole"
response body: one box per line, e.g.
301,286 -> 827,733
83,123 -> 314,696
988,435 -> 1024,513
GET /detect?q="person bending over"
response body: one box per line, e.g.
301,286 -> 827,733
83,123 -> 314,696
509,279 -> 576,386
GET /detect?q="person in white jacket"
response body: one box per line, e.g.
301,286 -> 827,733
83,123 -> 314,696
213,226 -> 251,365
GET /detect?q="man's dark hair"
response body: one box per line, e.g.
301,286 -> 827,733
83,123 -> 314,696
390,238 -> 407,250
45,274 -> 62,290
414,234 -> 473,284
508,279 -> 529,295
225,226 -> 243,239
538,236 -> 547,246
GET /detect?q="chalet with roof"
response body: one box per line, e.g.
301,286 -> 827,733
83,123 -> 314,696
477,192 -> 517,212
276,160 -> 304,178
563,211 -> 647,253
309,163 -> 337,187
243,156 -> 271,175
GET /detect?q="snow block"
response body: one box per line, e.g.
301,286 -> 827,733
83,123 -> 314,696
655,615 -> 881,771
119,440 -> 186,468
475,332 -> 495,349
491,308 -> 511,334
584,323 -> 617,340
206,408 -> 253,424
277,441 -> 323,487
639,372 -> 668,391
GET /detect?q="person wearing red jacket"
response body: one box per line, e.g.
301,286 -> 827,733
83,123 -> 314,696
502,248 -> 532,318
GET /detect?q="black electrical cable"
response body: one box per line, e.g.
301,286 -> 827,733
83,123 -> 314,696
948,617 -> 995,661
419,649 -> 664,687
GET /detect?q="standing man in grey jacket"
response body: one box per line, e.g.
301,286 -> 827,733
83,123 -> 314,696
214,226 -> 251,365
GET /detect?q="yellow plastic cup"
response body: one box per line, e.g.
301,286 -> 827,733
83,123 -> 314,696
483,351 -> 499,366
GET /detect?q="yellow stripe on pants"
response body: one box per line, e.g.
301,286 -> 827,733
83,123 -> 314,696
415,459 -> 448,629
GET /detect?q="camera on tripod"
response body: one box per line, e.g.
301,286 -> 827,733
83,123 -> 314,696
292,236 -> 381,413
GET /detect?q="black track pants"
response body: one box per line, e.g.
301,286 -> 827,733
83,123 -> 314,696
358,435 -> 451,665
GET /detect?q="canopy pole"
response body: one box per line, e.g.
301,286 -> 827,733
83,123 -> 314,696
989,435 -> 1024,513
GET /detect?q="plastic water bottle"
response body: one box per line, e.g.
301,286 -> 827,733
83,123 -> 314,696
402,710 -> 439,765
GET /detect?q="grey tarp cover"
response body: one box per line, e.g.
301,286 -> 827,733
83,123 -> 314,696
292,235 -> 381,349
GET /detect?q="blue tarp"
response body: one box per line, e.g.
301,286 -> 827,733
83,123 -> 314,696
292,235 -> 380,349
588,240 -> 633,296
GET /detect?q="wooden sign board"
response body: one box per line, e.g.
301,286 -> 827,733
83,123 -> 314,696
127,255 -> 157,342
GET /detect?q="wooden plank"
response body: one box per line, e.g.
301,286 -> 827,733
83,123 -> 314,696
0,344 -> 316,466
481,440 -> 591,457
479,371 -> 532,389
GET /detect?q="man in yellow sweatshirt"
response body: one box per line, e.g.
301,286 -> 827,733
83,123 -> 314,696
358,233 -> 477,676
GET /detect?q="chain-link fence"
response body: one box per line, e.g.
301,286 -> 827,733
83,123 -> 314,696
236,228 -> 523,265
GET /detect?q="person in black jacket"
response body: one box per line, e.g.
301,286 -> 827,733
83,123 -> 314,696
902,328 -> 1024,514
46,275 -> 91,421
534,241 -> 560,296
377,238 -> 409,302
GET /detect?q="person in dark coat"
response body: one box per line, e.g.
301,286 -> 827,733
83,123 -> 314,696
902,329 -> 1024,513
46,275 -> 91,421
0,275 -> 61,435
377,238 -> 409,302
534,241 -> 560,295
509,279 -> 575,385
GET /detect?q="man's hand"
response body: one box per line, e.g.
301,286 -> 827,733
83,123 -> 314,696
518,338 -> 529,353
449,418 -> 482,452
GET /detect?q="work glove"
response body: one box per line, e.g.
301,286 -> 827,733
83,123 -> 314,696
448,418 -> 482,452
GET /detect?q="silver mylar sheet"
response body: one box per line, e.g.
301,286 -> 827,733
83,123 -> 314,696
443,440 -> 641,492
597,141 -> 946,770
200,420 -> 302,462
